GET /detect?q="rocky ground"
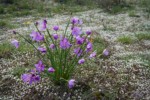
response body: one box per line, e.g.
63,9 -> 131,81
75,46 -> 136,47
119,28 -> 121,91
0,8 -> 150,99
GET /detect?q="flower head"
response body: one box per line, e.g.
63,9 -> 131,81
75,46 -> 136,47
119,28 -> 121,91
12,30 -> 16,34
35,21 -> 39,26
103,49 -> 109,56
72,27 -> 82,36
48,67 -> 55,73
68,79 -> 75,89
78,58 -> 85,64
53,25 -> 59,31
76,36 -> 84,45
41,19 -> 47,31
38,47 -> 46,54
52,34 -> 59,40
49,44 -> 55,49
71,17 -> 79,24
78,19 -> 83,25
35,60 -> 45,73
11,39 -> 19,48
86,42 -> 93,52
21,73 -> 40,85
74,48 -> 83,57
60,38 -> 71,49
89,51 -> 96,58
86,30 -> 92,35
30,31 -> 44,42
21,73 -> 31,83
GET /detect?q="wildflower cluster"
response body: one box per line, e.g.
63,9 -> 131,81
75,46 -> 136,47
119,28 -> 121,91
11,17 -> 108,88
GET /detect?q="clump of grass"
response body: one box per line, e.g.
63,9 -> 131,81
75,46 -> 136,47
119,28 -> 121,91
0,20 -> 17,29
0,20 -> 7,27
139,53 -> 150,68
0,42 -> 14,58
0,5 -> 5,14
117,35 -> 134,44
135,32 -> 150,41
109,5 -> 134,14
128,10 -> 139,17
92,35 -> 107,55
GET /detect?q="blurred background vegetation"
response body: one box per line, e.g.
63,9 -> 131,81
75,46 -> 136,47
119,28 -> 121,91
0,0 -> 149,29
0,0 -> 150,15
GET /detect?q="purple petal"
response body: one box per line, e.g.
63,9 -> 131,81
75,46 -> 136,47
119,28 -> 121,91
53,25 -> 59,31
11,39 -> 19,48
68,79 -> 75,89
72,27 -> 82,36
78,58 -> 85,64
48,67 -> 55,73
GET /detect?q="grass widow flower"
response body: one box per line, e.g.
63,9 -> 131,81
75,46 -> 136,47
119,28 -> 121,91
48,67 -> 55,73
11,39 -> 19,48
86,30 -> 92,35
78,58 -> 85,64
21,73 -> 40,85
49,44 -> 55,49
68,79 -> 75,89
74,48 -> 83,57
71,17 -> 79,24
72,27 -> 82,36
21,73 -> 31,83
53,25 -> 59,31
38,46 -> 46,54
30,31 -> 44,42
41,19 -> 47,31
60,38 -> 71,49
103,49 -> 109,56
86,42 -> 93,52
35,60 -> 45,73
76,36 -> 84,45
52,34 -> 59,40
89,51 -> 96,58
12,30 -> 16,34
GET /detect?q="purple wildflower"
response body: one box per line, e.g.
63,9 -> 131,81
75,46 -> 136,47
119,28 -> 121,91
30,31 -> 44,42
68,79 -> 75,89
53,25 -> 59,31
21,74 -> 31,83
76,36 -> 84,45
38,47 -> 46,54
12,30 -> 16,34
21,73 -> 40,85
86,30 -> 92,35
49,44 -> 55,49
48,67 -> 55,73
89,51 -> 96,58
71,17 -> 79,24
86,42 -> 93,52
35,60 -> 45,73
103,49 -> 109,56
60,38 -> 71,49
35,21 -> 39,26
74,48 -> 83,57
78,19 -> 83,25
78,58 -> 85,64
29,74 -> 40,84
72,27 -> 82,36
11,39 -> 19,48
52,34 -> 59,40
41,19 -> 47,31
